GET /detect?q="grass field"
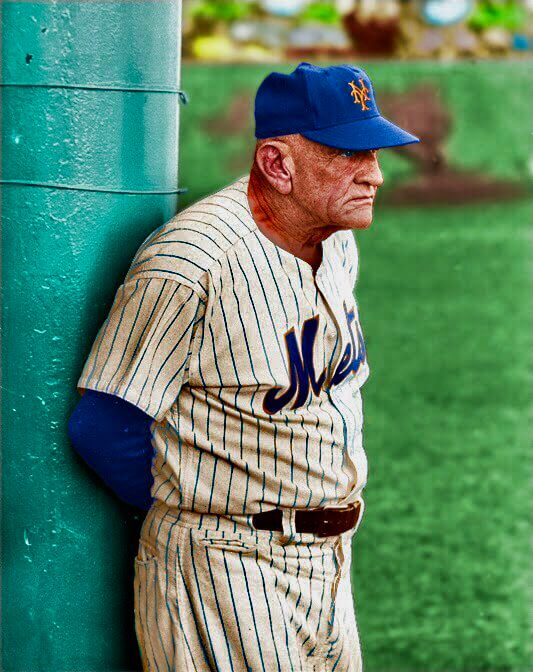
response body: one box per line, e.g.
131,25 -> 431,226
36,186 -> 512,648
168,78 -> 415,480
353,199 -> 531,671
179,62 -> 532,671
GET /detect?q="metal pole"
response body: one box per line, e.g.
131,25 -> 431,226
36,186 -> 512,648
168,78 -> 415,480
1,1 -> 183,667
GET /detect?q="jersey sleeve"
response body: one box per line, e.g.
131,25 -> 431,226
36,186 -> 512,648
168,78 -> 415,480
76,276 -> 205,422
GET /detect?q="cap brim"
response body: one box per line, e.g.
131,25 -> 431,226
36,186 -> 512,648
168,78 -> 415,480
301,114 -> 419,151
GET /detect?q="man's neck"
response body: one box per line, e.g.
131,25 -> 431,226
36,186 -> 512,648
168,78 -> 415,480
247,167 -> 324,274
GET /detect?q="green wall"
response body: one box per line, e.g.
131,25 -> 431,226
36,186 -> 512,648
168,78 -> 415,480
178,60 -> 531,208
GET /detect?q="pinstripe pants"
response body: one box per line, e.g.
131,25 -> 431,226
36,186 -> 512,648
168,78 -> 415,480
134,502 -> 363,672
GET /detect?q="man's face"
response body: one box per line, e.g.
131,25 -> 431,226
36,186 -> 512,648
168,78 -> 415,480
290,136 -> 384,232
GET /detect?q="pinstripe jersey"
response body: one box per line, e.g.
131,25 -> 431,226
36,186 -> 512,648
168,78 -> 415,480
77,174 -> 370,515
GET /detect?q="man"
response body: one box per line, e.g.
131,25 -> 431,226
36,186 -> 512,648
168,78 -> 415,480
69,62 -> 418,671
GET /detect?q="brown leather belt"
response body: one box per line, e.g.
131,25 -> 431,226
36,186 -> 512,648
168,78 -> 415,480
251,501 -> 361,538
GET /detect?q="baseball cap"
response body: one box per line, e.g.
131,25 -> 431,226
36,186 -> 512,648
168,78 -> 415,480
254,62 -> 419,151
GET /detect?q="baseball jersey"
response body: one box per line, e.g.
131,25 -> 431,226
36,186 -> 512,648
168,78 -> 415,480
77,174 -> 370,515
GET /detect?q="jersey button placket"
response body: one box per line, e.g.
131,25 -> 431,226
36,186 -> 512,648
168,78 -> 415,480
315,269 -> 344,391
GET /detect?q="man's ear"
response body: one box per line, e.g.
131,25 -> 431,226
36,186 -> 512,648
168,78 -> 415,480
254,140 -> 294,195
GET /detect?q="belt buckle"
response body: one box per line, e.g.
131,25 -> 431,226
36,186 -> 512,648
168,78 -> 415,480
314,501 -> 360,538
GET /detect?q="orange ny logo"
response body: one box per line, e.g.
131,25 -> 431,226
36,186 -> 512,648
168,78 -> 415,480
348,79 -> 371,111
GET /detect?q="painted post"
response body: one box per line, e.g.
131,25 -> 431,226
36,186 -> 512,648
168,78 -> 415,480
1,1 -> 183,667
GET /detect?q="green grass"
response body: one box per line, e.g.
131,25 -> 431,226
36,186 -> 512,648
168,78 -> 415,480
353,199 -> 532,671
179,62 -> 532,671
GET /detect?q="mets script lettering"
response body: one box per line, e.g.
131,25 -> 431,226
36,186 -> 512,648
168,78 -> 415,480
263,302 -> 366,414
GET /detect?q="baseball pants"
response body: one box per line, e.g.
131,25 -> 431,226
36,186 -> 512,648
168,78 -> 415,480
133,502 -> 363,672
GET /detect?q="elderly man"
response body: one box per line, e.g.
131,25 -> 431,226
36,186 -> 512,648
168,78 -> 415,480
69,62 -> 418,672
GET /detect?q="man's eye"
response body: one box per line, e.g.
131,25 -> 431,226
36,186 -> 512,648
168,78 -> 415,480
339,149 -> 378,159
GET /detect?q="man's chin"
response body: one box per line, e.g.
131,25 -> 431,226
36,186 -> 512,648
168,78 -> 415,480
337,203 -> 374,230
337,215 -> 373,230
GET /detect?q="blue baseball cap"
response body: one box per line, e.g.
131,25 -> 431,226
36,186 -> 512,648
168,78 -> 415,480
254,62 -> 419,151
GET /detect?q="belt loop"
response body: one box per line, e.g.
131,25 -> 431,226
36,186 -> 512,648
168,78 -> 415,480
280,508 -> 297,544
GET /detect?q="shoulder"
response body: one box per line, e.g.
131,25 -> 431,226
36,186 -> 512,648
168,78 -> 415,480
124,176 -> 254,298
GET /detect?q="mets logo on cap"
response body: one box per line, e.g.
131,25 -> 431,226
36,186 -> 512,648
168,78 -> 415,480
348,78 -> 371,111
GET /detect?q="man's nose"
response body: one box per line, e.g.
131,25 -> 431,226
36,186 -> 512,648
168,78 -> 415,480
365,152 -> 384,188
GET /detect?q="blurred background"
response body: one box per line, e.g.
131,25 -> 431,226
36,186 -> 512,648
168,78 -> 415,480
182,0 -> 533,63
177,1 -> 532,671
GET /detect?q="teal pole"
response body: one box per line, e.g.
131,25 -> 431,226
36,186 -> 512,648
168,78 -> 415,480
1,1 -> 183,668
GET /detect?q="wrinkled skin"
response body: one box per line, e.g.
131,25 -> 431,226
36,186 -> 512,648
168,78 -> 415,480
248,134 -> 384,273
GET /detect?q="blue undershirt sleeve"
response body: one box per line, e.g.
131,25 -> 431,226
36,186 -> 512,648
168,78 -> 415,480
67,389 -> 156,511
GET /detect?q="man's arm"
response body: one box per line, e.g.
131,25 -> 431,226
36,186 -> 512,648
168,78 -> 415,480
68,389 -> 156,511
71,275 -> 205,508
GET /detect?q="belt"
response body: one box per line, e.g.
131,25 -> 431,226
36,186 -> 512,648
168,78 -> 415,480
251,501 -> 362,538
